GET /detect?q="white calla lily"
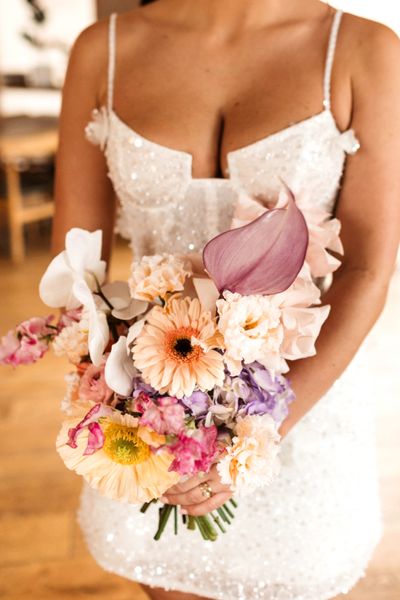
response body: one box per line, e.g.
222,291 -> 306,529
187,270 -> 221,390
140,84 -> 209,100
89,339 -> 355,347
39,229 -> 106,309
101,281 -> 148,320
73,280 -> 109,366
105,336 -> 137,396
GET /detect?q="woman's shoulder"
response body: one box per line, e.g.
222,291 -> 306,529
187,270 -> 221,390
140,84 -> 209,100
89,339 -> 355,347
65,8 -> 152,106
340,11 -> 400,64
69,7 -> 151,67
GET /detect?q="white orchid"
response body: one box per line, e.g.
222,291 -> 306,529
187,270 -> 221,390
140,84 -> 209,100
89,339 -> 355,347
101,281 -> 148,320
105,336 -> 137,396
39,229 -> 106,309
73,280 -> 109,366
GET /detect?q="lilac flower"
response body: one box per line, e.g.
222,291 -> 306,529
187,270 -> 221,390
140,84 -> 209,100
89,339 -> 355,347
210,362 -> 295,428
180,391 -> 210,417
132,378 -> 158,399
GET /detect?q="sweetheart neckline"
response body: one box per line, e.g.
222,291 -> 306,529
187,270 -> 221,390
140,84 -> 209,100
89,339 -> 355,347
103,107 -> 349,183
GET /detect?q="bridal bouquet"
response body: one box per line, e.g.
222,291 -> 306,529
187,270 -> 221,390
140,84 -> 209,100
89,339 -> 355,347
0,186 -> 343,541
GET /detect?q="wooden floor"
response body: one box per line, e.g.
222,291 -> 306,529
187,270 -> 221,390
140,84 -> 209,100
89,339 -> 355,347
0,236 -> 399,600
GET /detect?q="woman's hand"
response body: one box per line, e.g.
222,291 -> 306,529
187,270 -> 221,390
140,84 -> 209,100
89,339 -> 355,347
160,464 -> 233,516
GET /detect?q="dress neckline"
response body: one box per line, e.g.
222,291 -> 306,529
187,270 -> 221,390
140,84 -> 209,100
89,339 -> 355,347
107,107 -> 346,183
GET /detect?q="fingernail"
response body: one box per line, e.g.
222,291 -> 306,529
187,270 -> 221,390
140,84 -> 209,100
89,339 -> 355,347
180,508 -> 188,515
160,496 -> 168,503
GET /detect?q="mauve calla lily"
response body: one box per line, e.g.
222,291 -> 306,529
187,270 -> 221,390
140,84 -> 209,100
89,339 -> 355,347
202,187 -> 308,296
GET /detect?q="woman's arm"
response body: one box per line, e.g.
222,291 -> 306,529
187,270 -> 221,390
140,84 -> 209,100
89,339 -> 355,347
279,22 -> 400,439
52,19 -> 116,262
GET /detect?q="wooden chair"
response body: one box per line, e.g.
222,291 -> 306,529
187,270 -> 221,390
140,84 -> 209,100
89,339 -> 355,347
0,116 -> 58,263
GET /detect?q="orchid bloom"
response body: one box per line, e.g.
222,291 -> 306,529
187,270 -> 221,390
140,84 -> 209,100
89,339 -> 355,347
73,280 -> 109,367
105,336 -> 137,396
101,281 -> 148,320
39,229 -> 106,309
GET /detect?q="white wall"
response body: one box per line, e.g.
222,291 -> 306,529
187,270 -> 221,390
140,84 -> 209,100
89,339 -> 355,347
0,0 -> 96,84
328,1 -> 400,33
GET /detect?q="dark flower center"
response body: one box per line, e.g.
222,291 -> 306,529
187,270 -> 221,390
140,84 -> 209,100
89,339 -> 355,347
174,337 -> 193,357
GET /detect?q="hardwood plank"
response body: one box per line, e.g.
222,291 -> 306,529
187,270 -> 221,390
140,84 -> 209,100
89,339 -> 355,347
0,556 -> 148,600
0,512 -> 73,566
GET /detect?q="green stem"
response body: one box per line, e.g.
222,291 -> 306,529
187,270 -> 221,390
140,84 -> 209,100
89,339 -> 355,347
210,512 -> 226,534
187,515 -> 196,531
154,504 -> 173,541
174,505 -> 178,535
140,500 -> 155,514
202,515 -> 218,541
222,503 -> 235,520
217,506 -> 231,525
194,517 -> 211,541
230,498 -> 238,508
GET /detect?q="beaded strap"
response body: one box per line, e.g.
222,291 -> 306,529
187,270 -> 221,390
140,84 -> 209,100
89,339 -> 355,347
323,9 -> 343,111
107,12 -> 117,113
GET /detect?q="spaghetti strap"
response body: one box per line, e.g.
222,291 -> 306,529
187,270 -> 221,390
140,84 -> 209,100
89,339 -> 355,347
107,12 -> 117,113
323,9 -> 343,111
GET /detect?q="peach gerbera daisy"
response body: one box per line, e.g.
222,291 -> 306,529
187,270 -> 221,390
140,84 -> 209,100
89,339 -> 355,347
132,297 -> 224,399
56,404 -> 180,503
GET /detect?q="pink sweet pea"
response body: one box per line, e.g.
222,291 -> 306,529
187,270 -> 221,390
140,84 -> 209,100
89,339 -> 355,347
0,331 -> 21,366
67,402 -> 113,455
168,425 -> 218,476
140,396 -> 185,435
0,315 -> 55,367
78,362 -> 114,404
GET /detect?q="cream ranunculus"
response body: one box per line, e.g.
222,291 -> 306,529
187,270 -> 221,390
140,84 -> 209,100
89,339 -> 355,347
52,321 -> 89,365
129,254 -> 192,302
216,291 -> 285,376
216,414 -> 281,496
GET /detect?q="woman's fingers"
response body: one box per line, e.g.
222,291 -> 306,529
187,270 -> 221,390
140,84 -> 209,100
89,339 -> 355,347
162,477 -> 228,506
165,471 -> 207,495
181,491 -> 233,517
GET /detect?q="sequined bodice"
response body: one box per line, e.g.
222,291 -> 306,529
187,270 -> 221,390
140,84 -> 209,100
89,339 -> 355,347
85,9 -> 360,259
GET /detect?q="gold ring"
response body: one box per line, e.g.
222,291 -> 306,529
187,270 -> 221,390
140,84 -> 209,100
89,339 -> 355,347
199,481 -> 213,499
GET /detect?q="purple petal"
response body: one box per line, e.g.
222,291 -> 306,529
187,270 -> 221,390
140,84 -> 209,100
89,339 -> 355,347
202,187 -> 308,295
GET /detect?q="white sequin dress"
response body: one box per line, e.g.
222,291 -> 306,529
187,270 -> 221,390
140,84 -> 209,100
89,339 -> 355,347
79,9 -> 383,599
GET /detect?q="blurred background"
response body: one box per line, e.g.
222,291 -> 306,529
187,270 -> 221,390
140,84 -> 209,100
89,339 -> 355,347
0,2 -> 399,600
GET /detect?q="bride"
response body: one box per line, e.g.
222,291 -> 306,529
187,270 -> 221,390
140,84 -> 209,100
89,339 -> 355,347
52,0 -> 400,599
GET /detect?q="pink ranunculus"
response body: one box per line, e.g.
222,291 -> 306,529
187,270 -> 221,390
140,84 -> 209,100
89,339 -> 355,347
140,396 -> 185,436
168,425 -> 218,476
78,362 -> 114,404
